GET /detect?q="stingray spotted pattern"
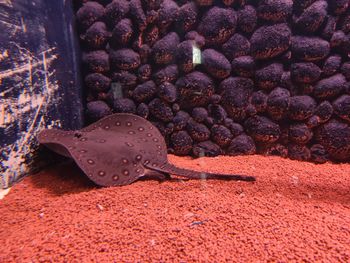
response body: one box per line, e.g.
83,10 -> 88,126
38,113 -> 255,186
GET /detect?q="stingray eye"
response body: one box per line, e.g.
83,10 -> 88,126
74,132 -> 82,138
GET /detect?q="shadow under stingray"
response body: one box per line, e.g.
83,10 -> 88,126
29,160 -> 186,196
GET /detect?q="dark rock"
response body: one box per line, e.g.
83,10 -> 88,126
158,0 -> 179,32
211,125 -> 233,147
259,143 -> 288,158
137,64 -> 152,82
153,64 -> 179,85
208,104 -> 227,124
172,103 -> 180,113
83,50 -> 109,73
306,101 -> 334,128
111,71 -> 137,89
86,100 -> 112,122
110,48 -> 140,70
142,0 -> 162,10
186,119 -> 211,142
85,73 -> 111,93
310,144 -> 329,163
138,44 -> 151,64
220,77 -> 254,121
82,22 -> 109,49
250,23 -> 291,60
333,95 -> 350,122
251,91 -> 268,113
291,62 -> 321,83
184,31 -> 206,48
192,141 -> 223,157
289,123 -> 313,144
112,98 -> 136,113
294,1 -> 328,33
191,107 -> 208,123
288,144 -> 311,161
329,0 -> 349,15
289,95 -> 317,121
257,0 -> 293,22
144,26 -> 160,46
244,115 -> 280,143
202,49 -> 232,79
158,82 -> 178,103
110,19 -> 133,48
340,12 -> 350,33
76,1 -> 105,29
227,134 -> 256,156
224,119 -> 244,137
267,87 -> 290,120
322,55 -> 342,77
105,0 -> 130,27
291,36 -> 330,62
255,63 -> 284,91
149,98 -> 174,122
222,34 -> 250,60
209,94 -> 222,104
130,0 -> 147,31
171,131 -> 193,155
231,56 -> 255,78
132,80 -> 157,102
321,16 -> 338,40
136,103 -> 149,118
176,40 -> 196,73
204,117 -> 215,127
316,119 -> 350,161
341,62 -> 350,80
195,0 -> 213,6
152,32 -> 180,64
198,7 -> 237,46
293,0 -> 317,11
173,111 -> 190,131
175,2 -> 198,33
313,74 -> 347,99
146,10 -> 159,24
176,71 -> 215,109
237,5 -> 257,33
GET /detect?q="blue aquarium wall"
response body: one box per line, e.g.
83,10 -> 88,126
0,0 -> 83,188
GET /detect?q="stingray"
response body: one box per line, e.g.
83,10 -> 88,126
37,113 -> 255,186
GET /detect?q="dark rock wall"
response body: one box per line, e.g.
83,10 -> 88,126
74,0 -> 350,163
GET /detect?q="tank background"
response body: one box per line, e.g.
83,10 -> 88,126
75,0 -> 350,163
0,0 -> 84,189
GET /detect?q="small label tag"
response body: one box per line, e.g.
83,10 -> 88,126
192,45 -> 201,65
111,82 -> 123,99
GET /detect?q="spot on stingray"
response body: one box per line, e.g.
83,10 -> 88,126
135,154 -> 142,161
125,142 -> 134,147
138,127 -> 145,131
122,158 -> 129,164
128,131 -> 136,135
123,169 -> 130,176
113,175 -> 119,181
98,171 -> 106,177
87,159 -> 95,165
115,121 -> 121,126
126,121 -> 132,126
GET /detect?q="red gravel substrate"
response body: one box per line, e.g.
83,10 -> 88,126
1,155 -> 350,262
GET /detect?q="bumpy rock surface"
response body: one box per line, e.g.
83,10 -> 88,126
76,0 -> 350,163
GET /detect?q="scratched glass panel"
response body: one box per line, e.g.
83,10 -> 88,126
0,0 -> 83,188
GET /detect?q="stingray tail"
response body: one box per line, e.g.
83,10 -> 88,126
145,163 -> 256,182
